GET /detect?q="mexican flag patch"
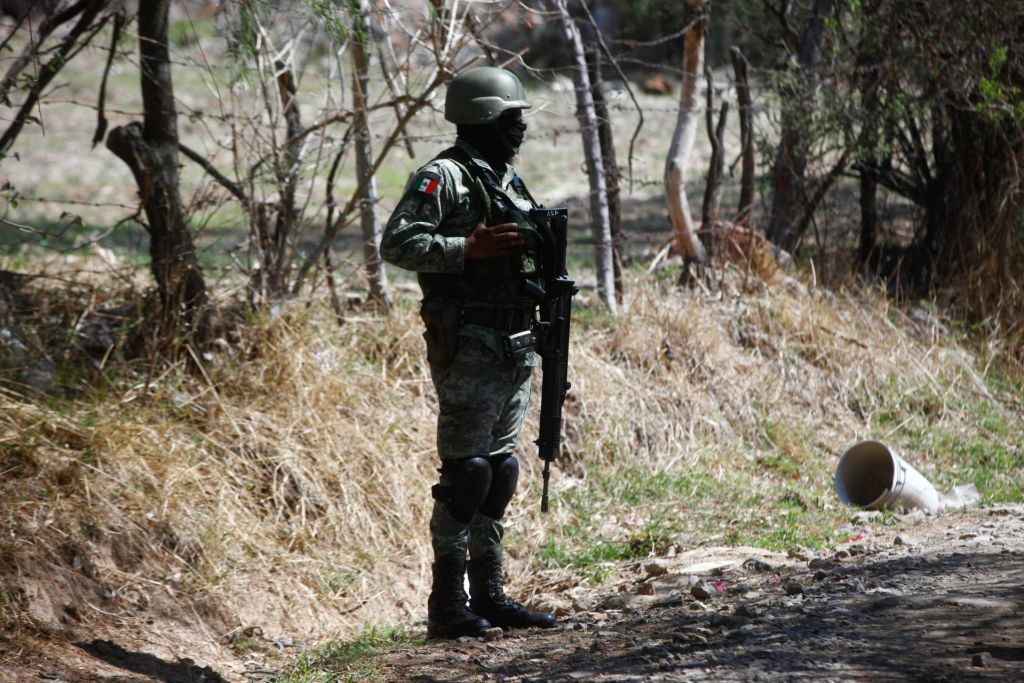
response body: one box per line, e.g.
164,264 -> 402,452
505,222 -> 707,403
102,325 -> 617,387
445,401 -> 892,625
415,172 -> 441,196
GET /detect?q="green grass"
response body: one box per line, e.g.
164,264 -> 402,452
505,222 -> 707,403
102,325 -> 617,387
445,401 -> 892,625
864,370 -> 1024,504
534,460 -> 846,585
275,626 -> 423,683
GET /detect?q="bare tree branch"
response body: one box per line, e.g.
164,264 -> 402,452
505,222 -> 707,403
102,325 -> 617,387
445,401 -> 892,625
178,142 -> 248,206
93,10 -> 127,147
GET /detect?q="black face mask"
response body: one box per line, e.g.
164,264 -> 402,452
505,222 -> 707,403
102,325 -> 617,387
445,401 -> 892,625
457,109 -> 527,170
499,114 -> 527,156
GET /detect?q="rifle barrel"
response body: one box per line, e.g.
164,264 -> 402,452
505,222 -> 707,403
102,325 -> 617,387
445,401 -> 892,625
541,459 -> 551,513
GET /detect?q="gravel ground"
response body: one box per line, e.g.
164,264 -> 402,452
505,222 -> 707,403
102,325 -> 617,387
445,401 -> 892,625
368,505 -> 1024,682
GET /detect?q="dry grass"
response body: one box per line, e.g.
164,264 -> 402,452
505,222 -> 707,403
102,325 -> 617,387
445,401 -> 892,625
2,260 -> 1021,653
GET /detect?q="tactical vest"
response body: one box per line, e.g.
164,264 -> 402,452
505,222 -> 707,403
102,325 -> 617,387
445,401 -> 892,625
419,146 -> 544,308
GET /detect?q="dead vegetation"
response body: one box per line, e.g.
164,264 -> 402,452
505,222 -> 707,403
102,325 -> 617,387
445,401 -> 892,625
1,258 -> 1020,669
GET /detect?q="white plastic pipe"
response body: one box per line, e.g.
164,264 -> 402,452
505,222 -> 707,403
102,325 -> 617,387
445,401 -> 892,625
835,440 -> 940,514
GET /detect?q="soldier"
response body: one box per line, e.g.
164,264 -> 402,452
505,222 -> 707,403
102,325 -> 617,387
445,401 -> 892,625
381,66 -> 557,639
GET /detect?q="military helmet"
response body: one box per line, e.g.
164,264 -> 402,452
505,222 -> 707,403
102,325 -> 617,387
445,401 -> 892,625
444,66 -> 531,125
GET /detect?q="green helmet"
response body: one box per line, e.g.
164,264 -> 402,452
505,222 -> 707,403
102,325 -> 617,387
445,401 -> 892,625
444,66 -> 531,125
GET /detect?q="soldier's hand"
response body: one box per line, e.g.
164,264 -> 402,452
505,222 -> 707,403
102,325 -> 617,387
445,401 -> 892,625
465,219 -> 524,259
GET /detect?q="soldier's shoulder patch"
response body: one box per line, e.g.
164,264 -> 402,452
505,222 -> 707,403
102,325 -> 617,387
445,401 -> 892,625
413,171 -> 442,196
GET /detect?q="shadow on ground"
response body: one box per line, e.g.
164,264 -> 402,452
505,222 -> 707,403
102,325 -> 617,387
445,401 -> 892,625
76,639 -> 228,683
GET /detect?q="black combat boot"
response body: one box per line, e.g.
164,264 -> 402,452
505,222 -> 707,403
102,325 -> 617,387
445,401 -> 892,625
467,554 -> 557,630
427,554 -> 493,638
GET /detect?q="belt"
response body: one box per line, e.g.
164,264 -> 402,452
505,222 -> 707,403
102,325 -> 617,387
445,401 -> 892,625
461,307 -> 533,333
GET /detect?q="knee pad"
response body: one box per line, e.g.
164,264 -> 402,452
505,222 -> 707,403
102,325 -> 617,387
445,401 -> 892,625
479,454 -> 519,519
432,457 -> 492,523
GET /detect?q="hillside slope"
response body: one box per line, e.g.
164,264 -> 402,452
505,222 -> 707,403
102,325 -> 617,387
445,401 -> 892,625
1,266 -> 1021,680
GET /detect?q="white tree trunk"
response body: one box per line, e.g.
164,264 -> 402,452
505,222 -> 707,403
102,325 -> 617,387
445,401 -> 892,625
665,0 -> 707,264
352,0 -> 392,309
547,0 -> 617,314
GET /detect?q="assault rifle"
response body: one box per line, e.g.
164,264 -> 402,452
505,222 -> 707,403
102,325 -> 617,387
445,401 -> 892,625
528,207 -> 577,513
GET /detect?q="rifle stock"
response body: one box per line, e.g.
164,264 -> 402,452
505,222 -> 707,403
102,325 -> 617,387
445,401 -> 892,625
529,207 -> 576,513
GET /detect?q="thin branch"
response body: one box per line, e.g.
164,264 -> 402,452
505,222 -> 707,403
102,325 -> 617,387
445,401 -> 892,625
291,71 -> 448,293
0,0 -> 93,104
579,0 -> 644,193
761,0 -> 800,47
178,142 -> 249,206
793,149 -> 850,242
609,16 -> 702,50
93,10 -> 127,147
374,38 -> 416,158
0,3 -> 110,156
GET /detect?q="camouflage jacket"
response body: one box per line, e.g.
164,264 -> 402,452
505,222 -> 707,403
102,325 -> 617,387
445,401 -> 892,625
380,140 -> 543,309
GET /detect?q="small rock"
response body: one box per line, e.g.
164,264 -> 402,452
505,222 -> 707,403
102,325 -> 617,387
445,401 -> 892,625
835,550 -> 851,559
813,570 -> 829,581
643,560 -> 669,578
596,630 -> 618,638
742,558 -> 773,573
783,580 -> 804,596
851,511 -> 882,524
530,593 -> 573,616
848,544 -> 866,556
727,581 -> 752,595
642,74 -> 674,95
572,594 -> 596,612
734,602 -> 762,618
708,612 -> 729,627
894,535 -> 910,546
808,558 -> 838,570
971,652 -> 991,667
690,583 -> 713,601
728,624 -> 757,638
787,547 -> 812,561
896,510 -> 926,523
601,594 -> 629,610
654,595 -> 683,608
687,575 -> 700,587
567,671 -> 596,680
482,627 -> 503,642
637,582 -> 656,596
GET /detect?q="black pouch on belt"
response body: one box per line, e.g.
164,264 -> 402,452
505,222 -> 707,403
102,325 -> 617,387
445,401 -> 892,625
504,329 -> 536,363
419,299 -> 461,366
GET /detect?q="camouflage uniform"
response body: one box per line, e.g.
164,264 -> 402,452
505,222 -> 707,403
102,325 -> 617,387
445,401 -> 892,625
381,140 -> 541,562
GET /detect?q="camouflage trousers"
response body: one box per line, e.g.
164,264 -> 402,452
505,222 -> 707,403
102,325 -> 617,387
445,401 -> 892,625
427,330 -> 533,559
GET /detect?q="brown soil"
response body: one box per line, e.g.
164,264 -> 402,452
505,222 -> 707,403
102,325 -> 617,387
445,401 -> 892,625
2,505 -> 1022,682
366,505 -> 1024,682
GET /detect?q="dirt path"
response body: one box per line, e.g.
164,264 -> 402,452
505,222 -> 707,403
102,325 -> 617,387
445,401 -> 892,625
3,506 -> 1021,682
370,505 -> 1024,682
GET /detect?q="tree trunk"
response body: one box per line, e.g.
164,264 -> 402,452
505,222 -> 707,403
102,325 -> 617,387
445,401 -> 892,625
665,0 -> 707,271
857,160 -> 879,266
106,0 -> 206,336
351,0 -> 392,310
547,0 -> 616,313
586,47 -> 624,306
765,0 -> 830,253
270,62 -> 302,298
730,46 -> 755,225
701,63 -> 728,258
